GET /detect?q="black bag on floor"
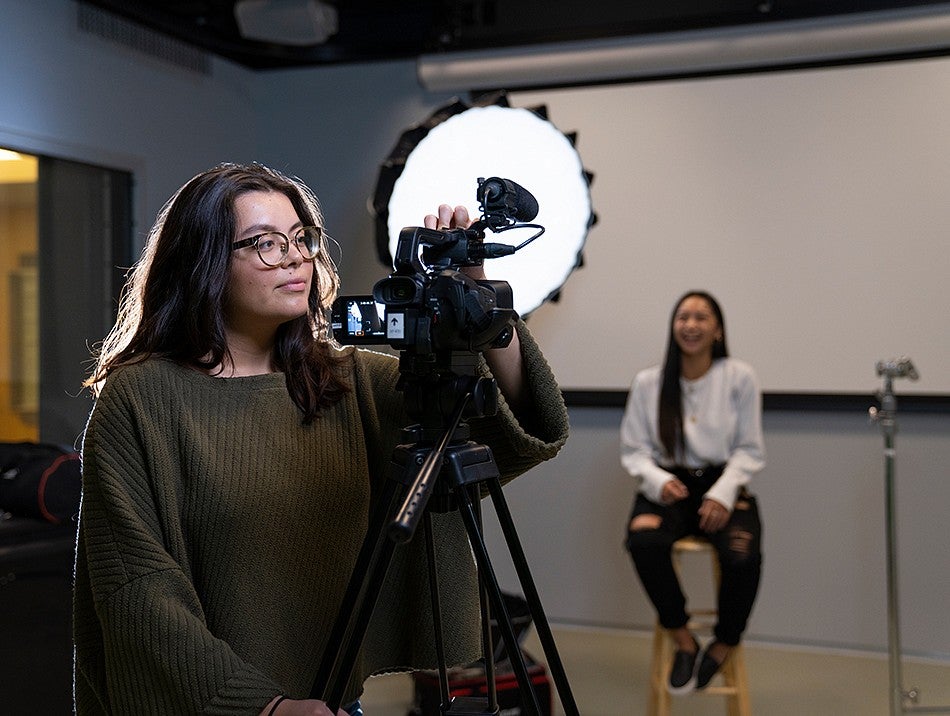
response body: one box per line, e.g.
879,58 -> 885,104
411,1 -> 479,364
0,442 -> 81,524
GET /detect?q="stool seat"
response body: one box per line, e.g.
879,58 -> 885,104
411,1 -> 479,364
648,536 -> 751,716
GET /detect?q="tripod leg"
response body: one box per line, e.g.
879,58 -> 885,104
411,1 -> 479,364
422,511 -> 452,708
487,480 -> 580,716
311,477 -> 402,707
472,492 -> 499,713
453,484 -> 544,716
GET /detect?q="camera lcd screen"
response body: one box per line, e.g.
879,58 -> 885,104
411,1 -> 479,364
331,296 -> 386,344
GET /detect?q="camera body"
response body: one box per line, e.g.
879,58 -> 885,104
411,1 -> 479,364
331,178 -> 534,356
331,228 -> 515,354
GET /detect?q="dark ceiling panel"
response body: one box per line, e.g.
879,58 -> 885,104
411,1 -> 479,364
78,0 -> 950,70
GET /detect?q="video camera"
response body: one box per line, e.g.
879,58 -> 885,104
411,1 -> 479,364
331,177 -> 543,356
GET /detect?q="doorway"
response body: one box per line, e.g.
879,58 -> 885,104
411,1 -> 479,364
0,148 -> 131,446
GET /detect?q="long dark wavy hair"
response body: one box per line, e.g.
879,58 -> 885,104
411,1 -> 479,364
657,290 -> 728,460
85,162 -> 349,423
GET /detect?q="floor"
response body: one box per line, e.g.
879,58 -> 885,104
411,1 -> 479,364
358,625 -> 950,716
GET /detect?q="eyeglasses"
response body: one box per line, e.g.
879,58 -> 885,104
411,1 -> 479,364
231,226 -> 323,267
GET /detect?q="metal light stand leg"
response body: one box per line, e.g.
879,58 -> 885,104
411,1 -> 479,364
870,358 -> 950,715
872,370 -> 909,716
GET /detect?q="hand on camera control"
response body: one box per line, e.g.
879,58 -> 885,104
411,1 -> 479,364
424,203 -> 523,408
424,203 -> 487,279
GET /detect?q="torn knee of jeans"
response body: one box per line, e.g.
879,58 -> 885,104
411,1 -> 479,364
727,527 -> 753,561
630,514 -> 662,532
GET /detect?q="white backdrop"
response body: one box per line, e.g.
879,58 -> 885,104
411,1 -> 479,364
512,57 -> 950,394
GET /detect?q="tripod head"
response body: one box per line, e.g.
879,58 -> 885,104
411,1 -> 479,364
386,346 -> 504,545
869,356 -> 919,439
396,350 -> 497,439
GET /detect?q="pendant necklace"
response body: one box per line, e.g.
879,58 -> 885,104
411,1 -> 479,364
683,380 -> 702,424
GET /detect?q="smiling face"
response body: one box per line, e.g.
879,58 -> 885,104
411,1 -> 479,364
672,294 -> 722,360
225,190 -> 314,341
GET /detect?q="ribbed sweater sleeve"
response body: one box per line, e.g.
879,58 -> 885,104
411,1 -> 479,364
75,368 -> 281,715
472,319 -> 570,476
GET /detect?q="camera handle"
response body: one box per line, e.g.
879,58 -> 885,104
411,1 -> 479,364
310,380 -> 578,715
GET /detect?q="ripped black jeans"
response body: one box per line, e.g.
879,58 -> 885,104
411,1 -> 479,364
624,466 -> 762,646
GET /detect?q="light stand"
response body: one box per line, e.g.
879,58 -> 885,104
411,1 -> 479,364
869,358 -> 949,715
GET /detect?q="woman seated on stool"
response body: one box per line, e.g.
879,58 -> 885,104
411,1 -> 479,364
620,290 -> 765,694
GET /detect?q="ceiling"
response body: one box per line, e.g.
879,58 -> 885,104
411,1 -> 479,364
78,0 -> 950,70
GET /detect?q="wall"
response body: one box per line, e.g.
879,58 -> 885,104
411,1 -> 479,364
248,61 -> 459,293
0,0 -> 262,444
0,0 -> 947,662
0,0 -> 259,248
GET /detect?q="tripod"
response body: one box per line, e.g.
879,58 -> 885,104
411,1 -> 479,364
310,351 -> 579,716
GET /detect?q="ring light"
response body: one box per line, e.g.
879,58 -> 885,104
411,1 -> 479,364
371,93 -> 595,317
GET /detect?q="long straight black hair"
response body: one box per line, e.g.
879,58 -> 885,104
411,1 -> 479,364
657,291 -> 729,460
86,162 -> 349,423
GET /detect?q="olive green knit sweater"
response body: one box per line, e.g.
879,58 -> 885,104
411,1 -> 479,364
74,326 -> 568,715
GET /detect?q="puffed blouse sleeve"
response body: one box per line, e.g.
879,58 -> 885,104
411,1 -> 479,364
619,369 -> 676,503
703,360 -> 766,510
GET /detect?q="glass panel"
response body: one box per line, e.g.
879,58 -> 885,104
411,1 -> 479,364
0,150 -> 39,441
38,157 -> 132,445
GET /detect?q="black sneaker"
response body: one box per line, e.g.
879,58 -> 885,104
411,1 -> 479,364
667,636 -> 700,694
695,643 -> 727,690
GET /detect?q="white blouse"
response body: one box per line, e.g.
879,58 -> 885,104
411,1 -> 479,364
620,357 -> 766,510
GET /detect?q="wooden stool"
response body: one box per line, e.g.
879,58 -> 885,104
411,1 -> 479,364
648,536 -> 751,716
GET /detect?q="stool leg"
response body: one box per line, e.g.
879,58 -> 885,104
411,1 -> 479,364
721,648 -> 739,716
649,622 -> 671,716
673,538 -> 754,715
725,644 -> 751,716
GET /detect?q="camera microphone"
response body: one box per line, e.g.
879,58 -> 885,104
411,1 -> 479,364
478,177 -> 539,222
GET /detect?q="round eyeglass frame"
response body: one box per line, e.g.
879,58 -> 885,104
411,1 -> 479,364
231,226 -> 323,267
